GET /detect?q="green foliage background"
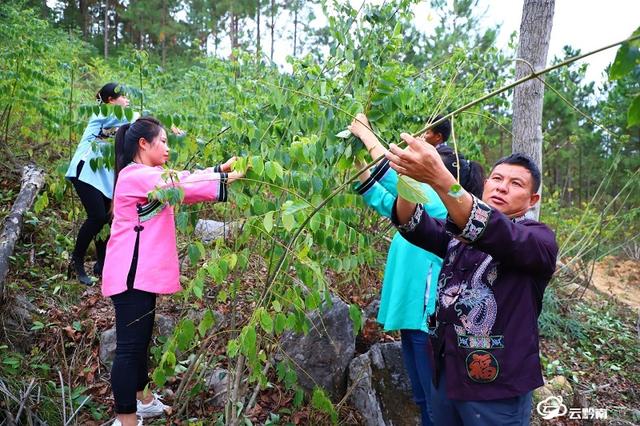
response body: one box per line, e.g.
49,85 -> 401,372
1,1 -> 638,424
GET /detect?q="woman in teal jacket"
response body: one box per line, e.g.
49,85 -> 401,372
349,113 -> 483,426
65,83 -> 136,285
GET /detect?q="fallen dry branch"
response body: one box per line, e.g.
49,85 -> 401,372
0,164 -> 45,296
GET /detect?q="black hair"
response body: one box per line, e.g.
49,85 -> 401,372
492,153 -> 541,193
437,144 -> 485,198
96,82 -> 123,104
428,115 -> 451,142
114,117 -> 164,187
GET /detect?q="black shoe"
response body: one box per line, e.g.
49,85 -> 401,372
93,260 -> 103,277
67,256 -> 94,286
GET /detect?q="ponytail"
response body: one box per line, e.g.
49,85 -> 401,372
437,144 -> 485,198
465,161 -> 485,198
113,117 -> 163,190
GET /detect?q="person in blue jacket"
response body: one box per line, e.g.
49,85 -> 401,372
65,83 -> 137,285
348,113 -> 484,425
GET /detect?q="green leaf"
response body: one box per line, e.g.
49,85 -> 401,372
293,388 -> 304,407
113,105 -> 123,120
152,368 -> 166,387
283,200 -> 309,216
240,325 -> 257,359
250,156 -> 264,176
187,243 -> 202,265
192,276 -> 204,299
232,156 -> 248,174
274,313 -> 286,335
397,175 -> 429,204
282,212 -> 296,231
177,320 -> 196,351
263,211 -> 274,233
311,388 -> 337,423
259,309 -> 274,334
176,211 -> 189,232
30,321 -> 45,331
335,129 -> 351,139
628,95 -> 640,127
265,161 -> 277,182
309,214 -> 321,232
336,221 -> 347,240
227,339 -> 239,357
124,107 -> 134,122
34,192 -> 48,214
349,304 -> 363,334
610,27 -> 640,80
198,309 -> 216,337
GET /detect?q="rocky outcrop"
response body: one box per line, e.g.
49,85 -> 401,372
349,342 -> 420,426
279,295 -> 356,401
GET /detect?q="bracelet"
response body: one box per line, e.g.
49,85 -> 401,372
367,144 -> 378,153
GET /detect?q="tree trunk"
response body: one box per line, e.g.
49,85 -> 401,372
270,0 -> 275,62
79,0 -> 88,39
161,0 -> 167,67
511,0 -> 555,220
292,0 -> 298,57
0,165 -> 45,297
114,7 -> 119,49
229,12 -> 239,58
256,0 -> 261,60
104,0 -> 109,59
211,0 -> 218,56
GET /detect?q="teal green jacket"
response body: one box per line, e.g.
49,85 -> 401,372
356,159 -> 447,332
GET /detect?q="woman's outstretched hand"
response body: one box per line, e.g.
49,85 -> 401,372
221,156 -> 237,173
171,125 -> 185,136
348,113 -> 373,140
227,170 -> 244,184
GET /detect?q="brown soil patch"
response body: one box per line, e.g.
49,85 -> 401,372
586,256 -> 640,309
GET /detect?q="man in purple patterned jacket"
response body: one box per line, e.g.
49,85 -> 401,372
385,133 -> 558,425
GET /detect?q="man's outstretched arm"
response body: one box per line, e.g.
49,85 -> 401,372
386,133 -> 473,227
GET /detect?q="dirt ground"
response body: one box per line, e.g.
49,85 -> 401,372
583,256 -> 640,309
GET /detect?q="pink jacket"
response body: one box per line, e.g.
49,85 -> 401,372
102,163 -> 227,297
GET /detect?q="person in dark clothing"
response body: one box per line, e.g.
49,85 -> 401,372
386,134 -> 558,426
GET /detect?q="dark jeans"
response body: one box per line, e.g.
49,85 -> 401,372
110,289 -> 156,414
70,161 -> 111,263
400,329 -> 434,426
431,369 -> 532,426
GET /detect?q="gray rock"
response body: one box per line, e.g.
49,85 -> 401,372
155,313 -> 177,338
194,220 -> 231,243
99,327 -> 117,368
205,368 -> 229,407
187,308 -> 224,331
364,298 -> 380,320
348,342 -> 421,426
279,295 -> 355,401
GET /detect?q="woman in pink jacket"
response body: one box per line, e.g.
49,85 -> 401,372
103,117 -> 242,426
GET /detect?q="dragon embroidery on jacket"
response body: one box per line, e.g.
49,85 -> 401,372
437,239 -> 498,336
454,255 -> 497,336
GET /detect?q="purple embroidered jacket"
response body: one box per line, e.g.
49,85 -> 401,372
391,196 -> 558,401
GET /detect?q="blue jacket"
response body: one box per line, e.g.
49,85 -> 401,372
65,114 -> 132,199
356,159 -> 447,331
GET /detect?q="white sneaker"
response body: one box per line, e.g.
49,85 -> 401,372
111,417 -> 143,426
136,393 -> 170,418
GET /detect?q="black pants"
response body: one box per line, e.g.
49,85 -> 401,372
110,288 -> 156,414
70,161 -> 111,263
